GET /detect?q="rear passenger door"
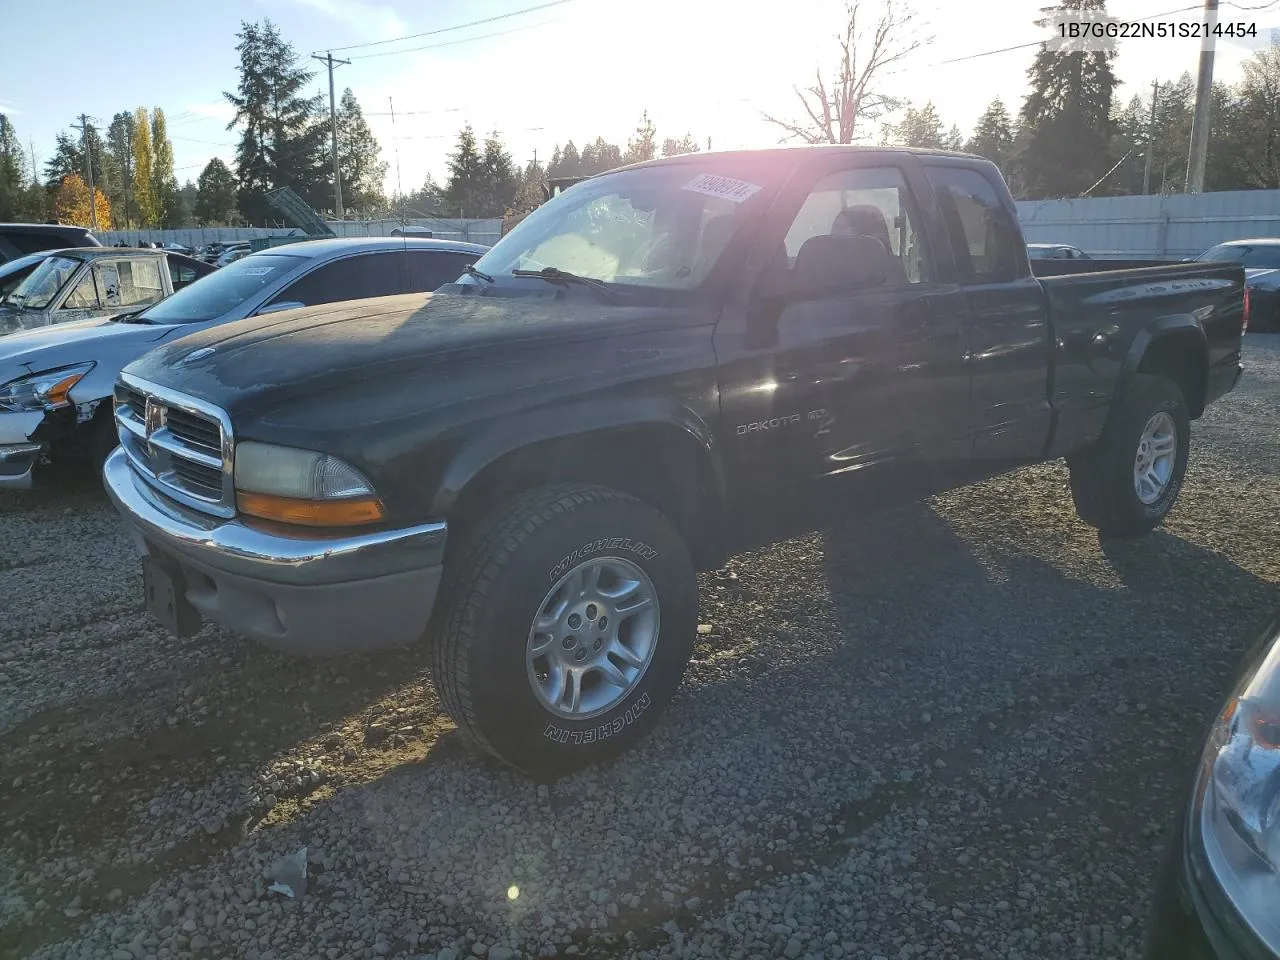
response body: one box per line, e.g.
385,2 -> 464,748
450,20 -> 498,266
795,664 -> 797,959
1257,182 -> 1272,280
923,165 -> 1052,466
266,252 -> 406,308
404,250 -> 479,293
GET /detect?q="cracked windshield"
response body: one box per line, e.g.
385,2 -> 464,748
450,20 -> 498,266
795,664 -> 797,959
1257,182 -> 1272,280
1,1 -> 1278,960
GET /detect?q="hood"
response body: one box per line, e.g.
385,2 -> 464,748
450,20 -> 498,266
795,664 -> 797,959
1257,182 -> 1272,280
125,290 -> 695,417
1245,267 -> 1280,285
0,317 -> 175,377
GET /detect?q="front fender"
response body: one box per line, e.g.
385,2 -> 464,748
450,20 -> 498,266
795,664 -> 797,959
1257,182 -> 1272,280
428,396 -> 725,518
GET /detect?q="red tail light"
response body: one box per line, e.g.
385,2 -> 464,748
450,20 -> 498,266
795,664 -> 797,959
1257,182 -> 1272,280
1243,284 -> 1251,334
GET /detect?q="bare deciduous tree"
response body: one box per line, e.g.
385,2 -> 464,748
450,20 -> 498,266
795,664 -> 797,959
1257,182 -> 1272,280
764,0 -> 927,145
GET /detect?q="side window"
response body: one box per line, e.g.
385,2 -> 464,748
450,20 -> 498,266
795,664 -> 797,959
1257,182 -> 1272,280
271,253 -> 404,307
61,271 -> 99,310
404,251 -> 476,293
924,166 -> 1020,282
98,259 -> 165,307
781,166 -> 931,285
168,257 -> 198,290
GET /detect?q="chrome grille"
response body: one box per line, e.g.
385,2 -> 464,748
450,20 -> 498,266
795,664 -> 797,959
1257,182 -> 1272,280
166,408 -> 221,455
114,373 -> 235,518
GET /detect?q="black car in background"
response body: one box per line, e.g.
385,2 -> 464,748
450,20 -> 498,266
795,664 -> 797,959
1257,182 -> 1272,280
0,223 -> 100,264
1146,610 -> 1280,959
1196,239 -> 1280,332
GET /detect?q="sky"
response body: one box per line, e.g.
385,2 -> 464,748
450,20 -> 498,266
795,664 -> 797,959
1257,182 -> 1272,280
1,0 -> 1276,199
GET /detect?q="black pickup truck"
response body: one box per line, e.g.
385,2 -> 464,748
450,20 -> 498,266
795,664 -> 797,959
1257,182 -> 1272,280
104,147 -> 1245,772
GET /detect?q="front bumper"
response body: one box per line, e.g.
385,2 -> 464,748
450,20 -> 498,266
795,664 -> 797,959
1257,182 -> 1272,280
103,447 -> 448,656
0,410 -> 47,489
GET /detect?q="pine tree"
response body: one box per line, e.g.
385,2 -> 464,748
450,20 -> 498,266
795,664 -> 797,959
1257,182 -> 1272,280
513,158 -> 546,212
133,108 -> 156,226
580,136 -> 622,175
224,19 -> 328,224
1017,0 -> 1118,198
402,172 -> 446,217
661,134 -> 700,158
479,131 -> 516,216
107,112 -> 136,227
194,158 -> 239,224
44,133 -> 83,188
884,102 -> 945,148
336,89 -> 388,216
623,111 -> 657,164
0,114 -> 26,221
965,99 -> 1015,172
444,124 -> 485,217
558,141 -> 581,177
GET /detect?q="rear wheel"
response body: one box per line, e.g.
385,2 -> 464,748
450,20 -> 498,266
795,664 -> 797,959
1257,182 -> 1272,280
1068,374 -> 1190,537
431,484 -> 697,774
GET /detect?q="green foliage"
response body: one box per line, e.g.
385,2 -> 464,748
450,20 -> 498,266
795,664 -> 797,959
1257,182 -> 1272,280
194,158 -> 239,224
884,101 -> 946,148
106,112 -> 136,227
133,108 -> 156,226
443,124 -> 485,217
224,19 -> 328,224
623,111 -> 657,164
335,88 -> 387,216
0,114 -> 27,221
965,99 -> 1015,172
152,108 -> 184,227
1015,0 -> 1118,198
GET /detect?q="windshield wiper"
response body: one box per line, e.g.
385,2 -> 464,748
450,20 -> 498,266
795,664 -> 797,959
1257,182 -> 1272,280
463,263 -> 494,283
512,266 -> 617,301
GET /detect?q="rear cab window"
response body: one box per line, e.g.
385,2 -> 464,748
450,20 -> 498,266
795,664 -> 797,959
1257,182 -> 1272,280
925,166 -> 1023,282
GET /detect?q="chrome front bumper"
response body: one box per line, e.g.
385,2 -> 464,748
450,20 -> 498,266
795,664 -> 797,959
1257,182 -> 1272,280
103,447 -> 448,655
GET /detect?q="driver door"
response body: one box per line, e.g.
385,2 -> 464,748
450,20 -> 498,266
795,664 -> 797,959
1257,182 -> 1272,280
716,159 -> 972,496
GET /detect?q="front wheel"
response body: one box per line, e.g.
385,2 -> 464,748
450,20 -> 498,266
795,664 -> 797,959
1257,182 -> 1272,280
431,484 -> 697,774
1068,374 -> 1190,537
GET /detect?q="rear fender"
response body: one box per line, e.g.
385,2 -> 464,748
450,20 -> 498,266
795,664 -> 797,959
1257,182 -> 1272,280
1116,315 -> 1209,416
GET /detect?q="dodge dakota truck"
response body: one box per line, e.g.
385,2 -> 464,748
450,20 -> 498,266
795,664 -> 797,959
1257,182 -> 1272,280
104,146 -> 1246,773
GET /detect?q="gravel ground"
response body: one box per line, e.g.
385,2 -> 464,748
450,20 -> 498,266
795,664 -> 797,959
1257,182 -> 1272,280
2,337 -> 1279,960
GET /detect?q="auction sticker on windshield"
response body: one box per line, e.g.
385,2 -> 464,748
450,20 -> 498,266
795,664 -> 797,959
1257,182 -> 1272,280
681,173 -> 762,204
241,267 -> 275,276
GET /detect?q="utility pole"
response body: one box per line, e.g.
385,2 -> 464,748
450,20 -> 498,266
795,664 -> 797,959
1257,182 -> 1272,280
1143,81 -> 1159,195
313,52 -> 351,219
1185,0 -> 1219,193
73,114 -> 99,230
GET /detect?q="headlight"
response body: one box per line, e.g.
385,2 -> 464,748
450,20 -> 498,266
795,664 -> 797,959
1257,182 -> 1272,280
1195,621 -> 1280,951
0,362 -> 95,412
233,441 -> 384,526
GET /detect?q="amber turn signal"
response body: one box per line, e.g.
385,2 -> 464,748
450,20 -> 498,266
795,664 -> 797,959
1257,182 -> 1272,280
236,491 -> 385,527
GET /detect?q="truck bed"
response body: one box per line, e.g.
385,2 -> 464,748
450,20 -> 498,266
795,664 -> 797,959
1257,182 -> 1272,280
1035,260 -> 1246,456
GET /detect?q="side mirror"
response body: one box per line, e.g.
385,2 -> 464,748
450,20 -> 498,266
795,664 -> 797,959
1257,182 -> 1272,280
790,234 -> 889,297
255,300 -> 304,317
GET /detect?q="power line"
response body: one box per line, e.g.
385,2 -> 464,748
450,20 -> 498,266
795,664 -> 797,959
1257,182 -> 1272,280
320,0 -> 576,54
348,15 -> 573,60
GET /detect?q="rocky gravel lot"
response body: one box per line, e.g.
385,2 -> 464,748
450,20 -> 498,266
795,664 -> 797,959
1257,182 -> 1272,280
3,337 -> 1279,960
